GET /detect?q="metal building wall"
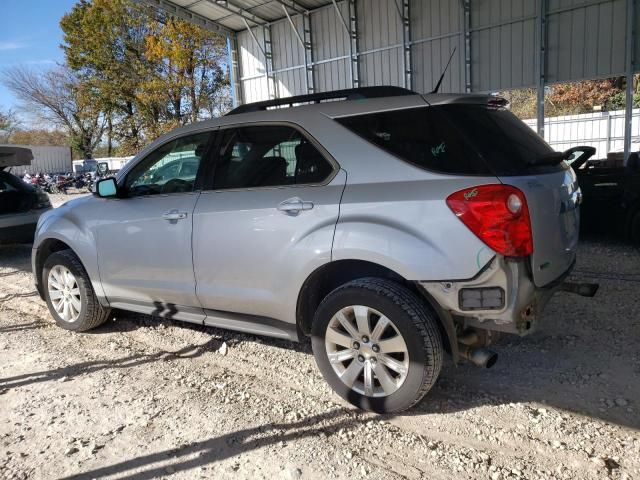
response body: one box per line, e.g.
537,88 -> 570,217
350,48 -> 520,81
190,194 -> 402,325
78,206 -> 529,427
7,145 -> 72,175
546,0 -> 627,83
234,0 -> 635,101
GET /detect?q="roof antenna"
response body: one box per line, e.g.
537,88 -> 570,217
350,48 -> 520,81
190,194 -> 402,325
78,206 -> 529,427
430,47 -> 457,94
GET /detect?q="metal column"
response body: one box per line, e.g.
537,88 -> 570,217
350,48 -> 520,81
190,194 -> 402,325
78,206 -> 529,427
536,0 -> 547,138
624,0 -> 636,162
398,0 -> 412,90
282,6 -> 314,94
463,0 -> 471,92
332,0 -> 359,88
227,34 -> 243,107
348,0 -> 359,88
263,25 -> 277,99
302,12 -> 314,93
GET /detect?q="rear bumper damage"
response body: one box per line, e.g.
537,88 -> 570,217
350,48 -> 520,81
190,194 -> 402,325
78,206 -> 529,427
419,255 -> 595,337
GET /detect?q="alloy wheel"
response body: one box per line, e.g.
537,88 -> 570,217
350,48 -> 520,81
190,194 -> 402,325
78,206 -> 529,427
47,265 -> 82,322
325,305 -> 409,397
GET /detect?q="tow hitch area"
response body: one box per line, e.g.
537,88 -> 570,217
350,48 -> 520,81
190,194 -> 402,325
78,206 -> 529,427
560,281 -> 599,297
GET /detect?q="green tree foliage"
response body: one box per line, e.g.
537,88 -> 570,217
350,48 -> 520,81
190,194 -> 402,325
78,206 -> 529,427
60,0 -> 230,154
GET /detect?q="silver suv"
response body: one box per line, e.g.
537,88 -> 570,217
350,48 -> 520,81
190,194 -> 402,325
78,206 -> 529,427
33,87 -> 592,413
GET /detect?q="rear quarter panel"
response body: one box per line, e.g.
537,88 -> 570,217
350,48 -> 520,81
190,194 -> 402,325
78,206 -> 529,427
333,178 -> 498,281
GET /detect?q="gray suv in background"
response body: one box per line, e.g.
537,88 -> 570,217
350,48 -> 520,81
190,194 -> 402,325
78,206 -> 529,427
32,87 -> 594,413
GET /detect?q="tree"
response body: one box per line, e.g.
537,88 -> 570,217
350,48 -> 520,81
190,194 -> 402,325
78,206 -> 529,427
8,128 -> 70,148
2,66 -> 105,158
143,17 -> 230,126
0,107 -> 19,142
60,0 -> 231,153
546,78 -> 624,115
61,0 -> 153,153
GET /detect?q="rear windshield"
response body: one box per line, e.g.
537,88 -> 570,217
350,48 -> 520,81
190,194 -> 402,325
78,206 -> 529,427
335,105 -> 561,176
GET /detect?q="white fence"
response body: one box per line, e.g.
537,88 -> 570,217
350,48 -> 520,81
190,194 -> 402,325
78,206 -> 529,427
524,109 -> 640,158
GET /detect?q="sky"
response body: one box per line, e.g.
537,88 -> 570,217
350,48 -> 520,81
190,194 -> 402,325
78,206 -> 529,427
0,0 -> 78,112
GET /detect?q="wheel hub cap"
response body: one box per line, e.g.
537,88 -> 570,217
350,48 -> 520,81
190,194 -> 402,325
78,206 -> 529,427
47,265 -> 81,322
325,305 -> 409,398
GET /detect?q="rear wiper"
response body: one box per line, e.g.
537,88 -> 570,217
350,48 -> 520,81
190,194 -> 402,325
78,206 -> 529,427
528,151 -> 566,166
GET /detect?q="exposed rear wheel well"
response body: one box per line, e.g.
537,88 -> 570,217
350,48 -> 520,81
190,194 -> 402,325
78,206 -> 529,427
35,239 -> 73,297
296,260 -> 451,353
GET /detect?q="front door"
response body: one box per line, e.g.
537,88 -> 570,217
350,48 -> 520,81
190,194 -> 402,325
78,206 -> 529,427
94,131 -> 212,319
192,124 -> 345,324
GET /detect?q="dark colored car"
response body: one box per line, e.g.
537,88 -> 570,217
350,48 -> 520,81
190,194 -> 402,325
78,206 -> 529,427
0,146 -> 52,244
568,146 -> 640,243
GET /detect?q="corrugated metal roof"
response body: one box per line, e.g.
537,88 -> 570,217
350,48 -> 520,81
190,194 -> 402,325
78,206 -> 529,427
155,0 -> 334,31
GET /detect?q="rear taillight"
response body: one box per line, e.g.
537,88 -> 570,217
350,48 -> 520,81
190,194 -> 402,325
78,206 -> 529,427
446,184 -> 533,257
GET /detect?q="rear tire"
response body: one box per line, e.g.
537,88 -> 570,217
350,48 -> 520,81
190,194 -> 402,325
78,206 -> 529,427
311,278 -> 443,413
43,249 -> 111,331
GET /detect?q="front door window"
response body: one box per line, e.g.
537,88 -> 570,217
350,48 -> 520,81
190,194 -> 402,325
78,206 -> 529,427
125,132 -> 211,196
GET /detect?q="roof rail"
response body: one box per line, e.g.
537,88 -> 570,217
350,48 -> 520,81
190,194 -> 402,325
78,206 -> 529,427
225,86 -> 416,116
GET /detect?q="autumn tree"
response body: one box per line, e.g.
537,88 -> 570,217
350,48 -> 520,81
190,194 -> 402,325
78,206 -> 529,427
143,16 -> 230,128
8,128 -> 71,147
60,0 -> 153,153
546,78 -> 624,115
2,66 -> 105,158
60,0 -> 230,153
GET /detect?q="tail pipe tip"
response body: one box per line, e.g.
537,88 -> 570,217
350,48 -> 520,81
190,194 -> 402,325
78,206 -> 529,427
458,345 -> 498,369
560,281 -> 599,297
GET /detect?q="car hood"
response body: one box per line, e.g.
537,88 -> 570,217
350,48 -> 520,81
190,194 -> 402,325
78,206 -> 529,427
0,146 -> 33,170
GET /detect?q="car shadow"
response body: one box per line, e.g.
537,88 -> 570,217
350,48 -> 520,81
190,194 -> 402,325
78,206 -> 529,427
0,243 -> 33,274
0,335 -> 222,391
404,285 -> 640,430
59,408 -> 368,480
101,286 -> 639,431
0,321 -> 48,333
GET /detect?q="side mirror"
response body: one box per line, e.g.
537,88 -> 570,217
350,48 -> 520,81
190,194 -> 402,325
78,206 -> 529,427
96,177 -> 118,198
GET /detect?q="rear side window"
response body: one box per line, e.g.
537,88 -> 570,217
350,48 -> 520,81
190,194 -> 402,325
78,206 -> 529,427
210,125 -> 334,190
336,105 -> 559,176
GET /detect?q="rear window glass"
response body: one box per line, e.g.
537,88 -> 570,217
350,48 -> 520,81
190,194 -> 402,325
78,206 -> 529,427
335,105 -> 560,176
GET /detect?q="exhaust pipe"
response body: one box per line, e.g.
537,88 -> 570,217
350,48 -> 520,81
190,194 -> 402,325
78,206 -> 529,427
458,345 -> 498,369
561,281 -> 599,297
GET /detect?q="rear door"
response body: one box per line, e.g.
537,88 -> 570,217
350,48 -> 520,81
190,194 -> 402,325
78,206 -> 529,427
192,124 -> 345,324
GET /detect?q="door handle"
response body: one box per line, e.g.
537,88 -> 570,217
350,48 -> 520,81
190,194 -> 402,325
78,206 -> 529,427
162,210 -> 188,221
277,197 -> 314,215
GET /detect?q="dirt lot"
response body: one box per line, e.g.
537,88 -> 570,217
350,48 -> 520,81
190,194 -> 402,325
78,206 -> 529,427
1,192 -> 639,480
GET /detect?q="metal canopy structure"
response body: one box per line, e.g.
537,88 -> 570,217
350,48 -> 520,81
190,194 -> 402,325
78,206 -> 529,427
142,0 -> 639,159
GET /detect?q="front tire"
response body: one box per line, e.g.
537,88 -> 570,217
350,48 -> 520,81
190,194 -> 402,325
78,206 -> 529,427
43,249 -> 111,331
311,278 -> 443,413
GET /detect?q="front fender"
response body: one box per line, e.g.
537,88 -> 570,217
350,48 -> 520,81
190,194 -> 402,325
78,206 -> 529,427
33,209 -> 107,304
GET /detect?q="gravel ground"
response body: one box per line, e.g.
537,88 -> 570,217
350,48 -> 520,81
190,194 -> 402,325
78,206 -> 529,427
0,192 -> 639,480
